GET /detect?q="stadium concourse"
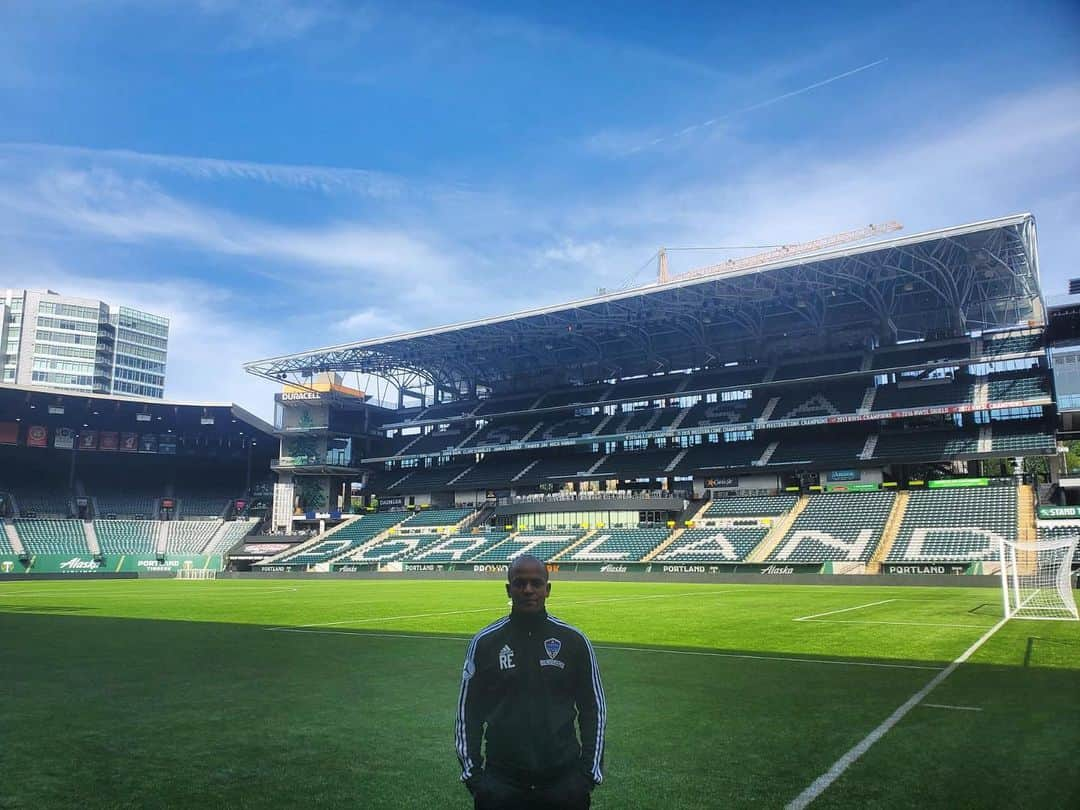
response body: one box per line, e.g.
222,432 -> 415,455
0,383 -> 275,575
232,213 -> 1080,581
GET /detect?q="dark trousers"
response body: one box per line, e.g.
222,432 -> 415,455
472,767 -> 592,810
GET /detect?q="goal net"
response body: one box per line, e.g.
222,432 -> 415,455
175,567 -> 217,580
999,536 -> 1079,621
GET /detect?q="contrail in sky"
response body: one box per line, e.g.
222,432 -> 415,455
625,57 -> 889,155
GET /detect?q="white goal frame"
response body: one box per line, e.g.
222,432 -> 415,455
998,536 -> 1079,621
175,567 -> 217,580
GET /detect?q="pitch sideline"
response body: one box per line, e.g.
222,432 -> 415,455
784,617 -> 1008,809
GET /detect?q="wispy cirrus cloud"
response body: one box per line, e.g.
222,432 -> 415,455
0,142 -> 414,199
0,166 -> 462,284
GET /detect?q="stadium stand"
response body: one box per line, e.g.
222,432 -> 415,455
770,383 -> 868,419
469,530 -> 583,562
94,493 -> 158,519
769,491 -> 895,562
451,458 -> 535,489
607,374 -> 687,401
680,395 -> 768,428
593,450 -> 682,480
886,486 -> 1018,562
683,365 -> 767,391
982,332 -> 1042,356
204,519 -> 259,554
417,400 -> 478,420
473,392 -> 542,416
773,354 -> 864,381
14,519 -> 89,555
534,384 -> 611,409
872,430 -> 980,461
986,371 -> 1050,402
672,441 -> 770,474
340,533 -> 439,563
655,527 -> 767,561
403,508 -> 475,527
11,489 -> 71,518
767,434 -> 867,467
539,414 -> 606,440
277,512 -> 409,565
704,495 -> 798,517
1036,523 -> 1080,543
397,427 -> 469,456
872,377 -> 975,410
165,521 -> 221,553
408,532 -> 510,563
989,424 -> 1056,454
0,519 -> 15,554
515,454 -> 604,483
565,527 -> 669,561
870,340 -> 971,370
464,419 -> 542,448
385,465 -> 470,493
177,493 -> 230,519
95,520 -> 156,554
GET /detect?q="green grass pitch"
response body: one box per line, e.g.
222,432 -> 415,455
3,578 -> 1079,808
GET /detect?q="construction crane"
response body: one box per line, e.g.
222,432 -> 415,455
656,221 -> 903,284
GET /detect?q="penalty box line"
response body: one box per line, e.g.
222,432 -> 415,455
785,617 -> 1007,810
265,626 -> 943,672
793,599 -> 896,622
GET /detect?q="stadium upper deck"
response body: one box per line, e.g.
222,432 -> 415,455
244,214 -> 1041,401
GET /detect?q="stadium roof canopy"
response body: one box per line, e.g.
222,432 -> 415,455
245,214 -> 1042,400
0,382 -> 274,440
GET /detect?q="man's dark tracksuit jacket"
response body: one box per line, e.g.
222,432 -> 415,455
455,610 -> 606,790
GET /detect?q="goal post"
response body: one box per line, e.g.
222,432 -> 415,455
175,566 -> 217,580
999,536 -> 1079,621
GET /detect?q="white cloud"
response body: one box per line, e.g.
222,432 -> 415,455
0,142 -> 409,199
0,167 -> 465,287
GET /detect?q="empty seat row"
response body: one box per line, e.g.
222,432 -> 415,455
705,495 -> 798,517
887,487 -> 1017,562
769,491 -> 895,562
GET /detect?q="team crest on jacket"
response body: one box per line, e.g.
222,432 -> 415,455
544,638 -> 562,659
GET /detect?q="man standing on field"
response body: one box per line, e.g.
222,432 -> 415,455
455,554 -> 606,809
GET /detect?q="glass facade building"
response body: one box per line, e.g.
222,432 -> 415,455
1,289 -> 169,398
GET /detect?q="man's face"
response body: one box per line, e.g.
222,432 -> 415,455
506,559 -> 550,614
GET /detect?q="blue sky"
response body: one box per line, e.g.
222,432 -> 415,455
2,0 -> 1078,417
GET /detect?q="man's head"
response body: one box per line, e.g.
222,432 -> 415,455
506,554 -> 550,614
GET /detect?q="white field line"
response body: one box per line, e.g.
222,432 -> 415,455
279,590 -> 739,630
922,703 -> 983,712
265,626 -> 943,671
0,586 -> 301,598
794,599 -> 896,622
799,619 -> 992,629
785,617 -> 1008,810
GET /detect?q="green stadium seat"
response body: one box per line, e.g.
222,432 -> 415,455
14,519 -> 89,555
277,512 -> 410,565
886,487 -> 1017,562
705,495 -> 798,517
656,527 -> 767,561
406,532 -> 510,563
165,521 -> 222,553
768,491 -> 895,562
468,530 -> 584,563
567,527 -> 669,561
95,520 -> 156,554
